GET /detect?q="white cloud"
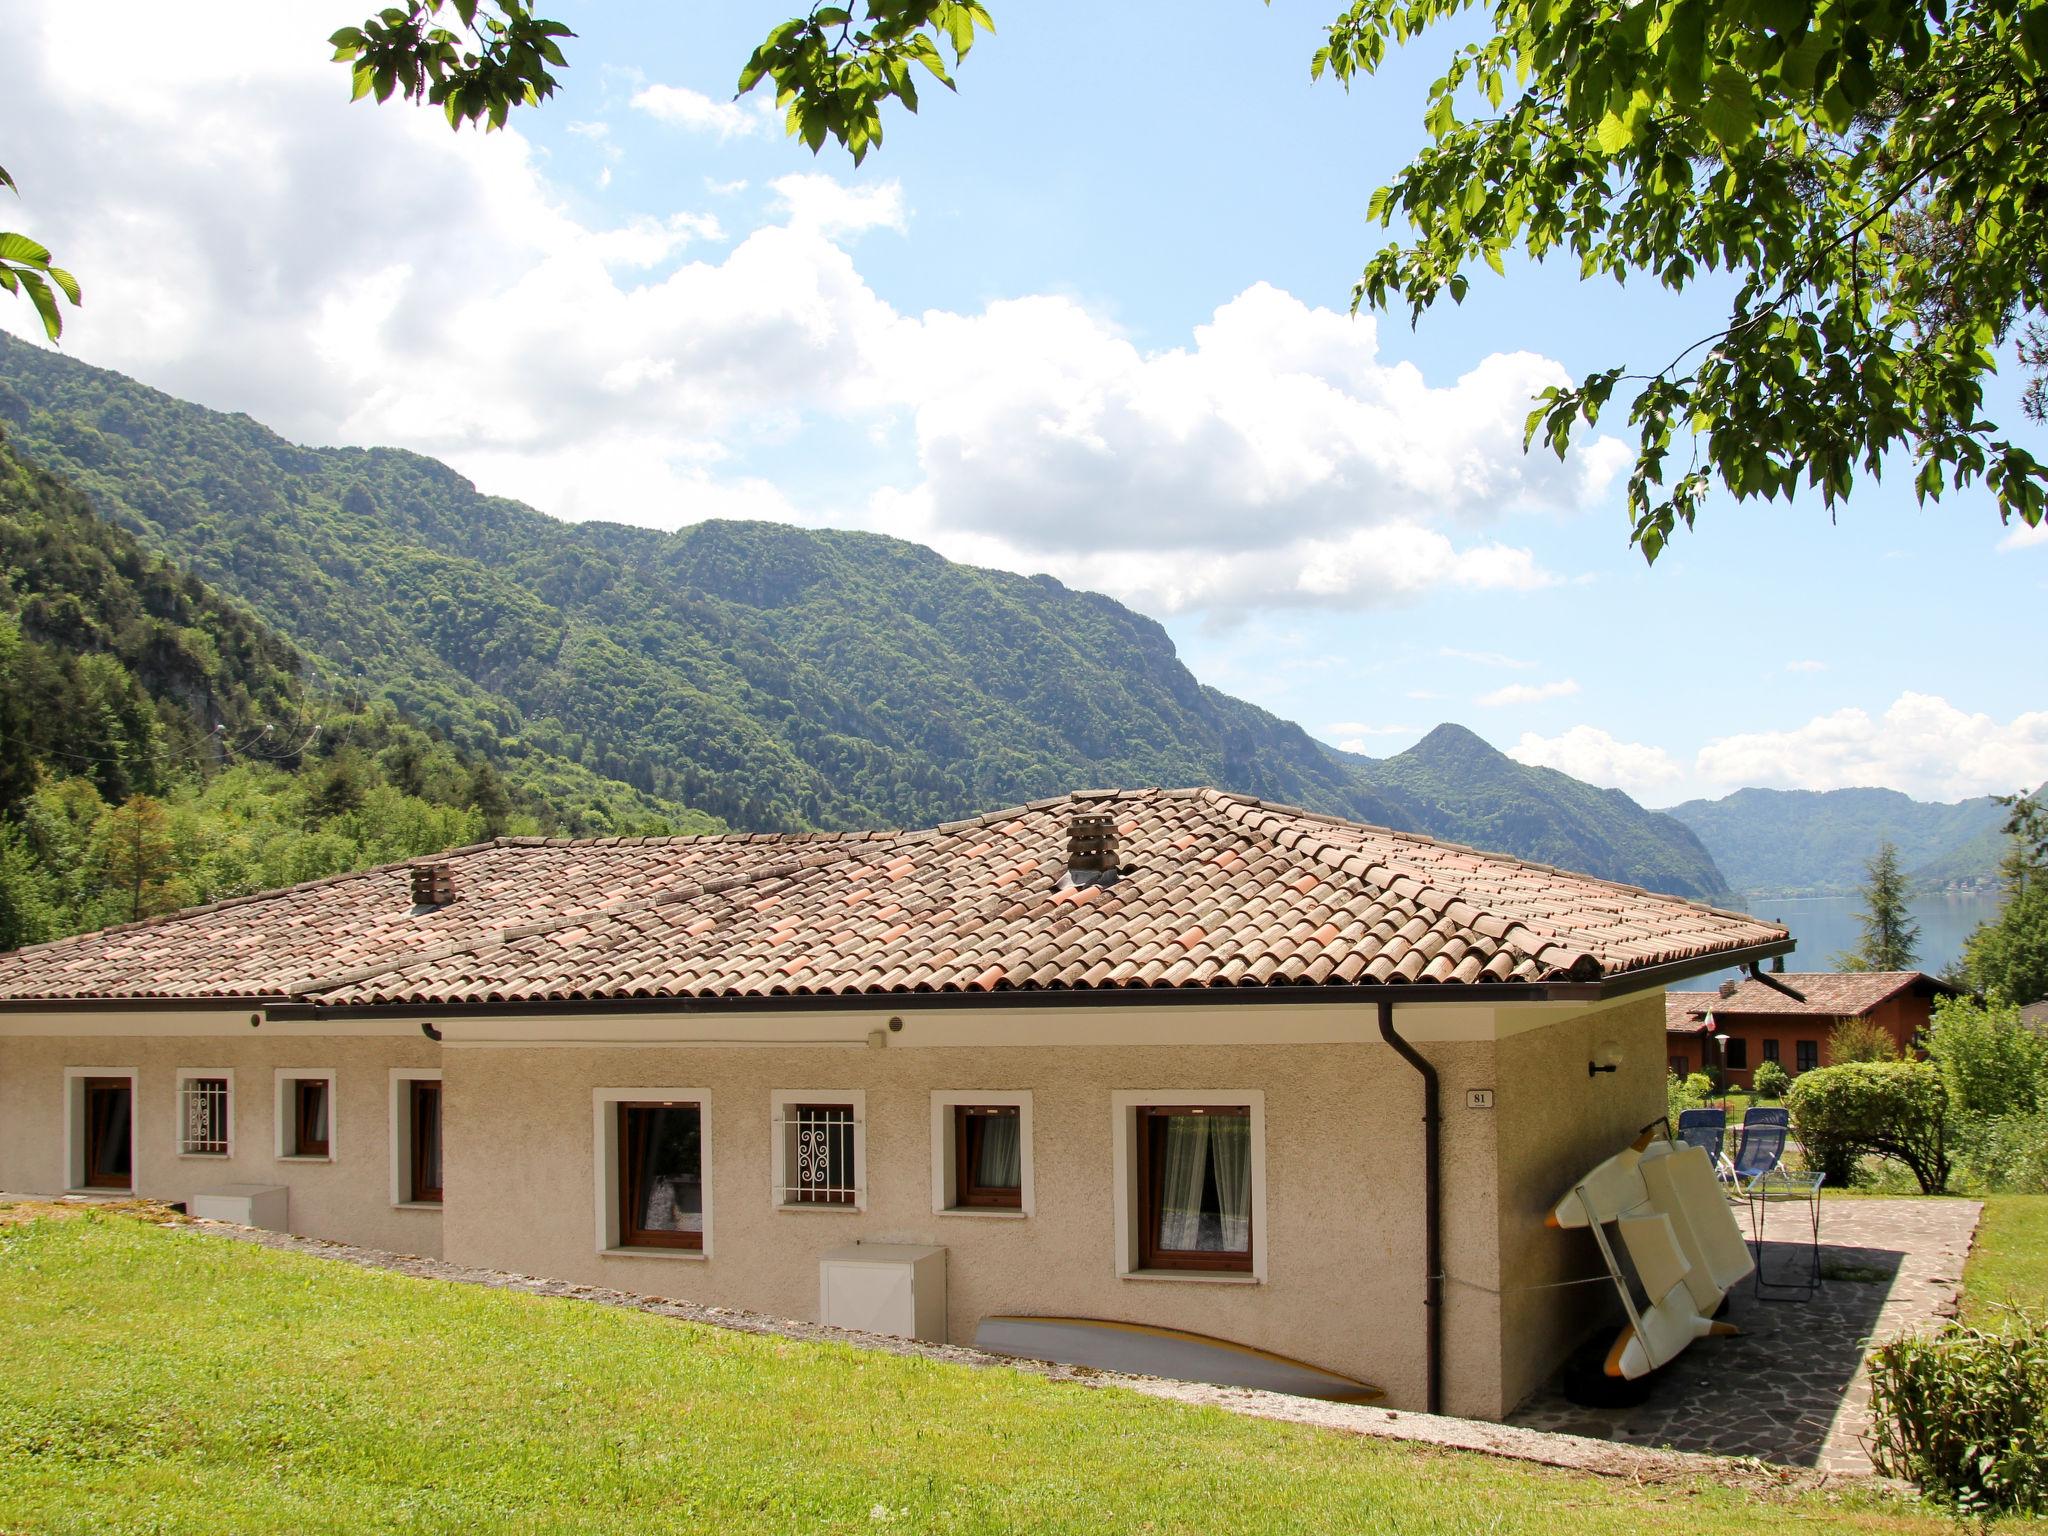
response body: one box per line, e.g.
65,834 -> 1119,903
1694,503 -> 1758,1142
2000,519 -> 2048,551
1509,726 -> 1683,798
1476,678 -> 1581,707
1323,721 -> 1419,752
1694,692 -> 2048,801
769,174 -> 907,239
630,83 -> 772,138
1784,659 -> 1827,673
0,4 -> 1627,612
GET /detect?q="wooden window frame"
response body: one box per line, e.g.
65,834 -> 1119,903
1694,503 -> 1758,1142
930,1091 -> 1033,1217
1796,1040 -> 1820,1074
1134,1104 -> 1256,1274
953,1104 -> 1024,1210
409,1079 -> 443,1204
1723,1037 -> 1749,1071
618,1101 -> 703,1250
276,1069 -> 338,1161
295,1079 -> 332,1159
1762,1038 -> 1780,1063
82,1076 -> 135,1190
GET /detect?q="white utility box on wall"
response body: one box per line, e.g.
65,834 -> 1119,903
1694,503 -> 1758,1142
190,1184 -> 289,1231
818,1243 -> 947,1341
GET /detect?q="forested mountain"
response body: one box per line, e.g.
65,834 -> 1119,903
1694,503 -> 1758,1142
0,336 -> 1734,903
1662,785 -> 2012,896
0,431 -> 717,947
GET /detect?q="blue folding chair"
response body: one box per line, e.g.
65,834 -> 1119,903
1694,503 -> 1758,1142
1728,1106 -> 1791,1195
1674,1107 -> 1728,1172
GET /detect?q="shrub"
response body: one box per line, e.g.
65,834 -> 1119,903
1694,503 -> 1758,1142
1827,1015 -> 1900,1064
1925,995 -> 2048,1125
1868,1315 -> 2048,1513
1750,1059 -> 1790,1100
1956,1113 -> 2048,1195
1786,1060 -> 1950,1193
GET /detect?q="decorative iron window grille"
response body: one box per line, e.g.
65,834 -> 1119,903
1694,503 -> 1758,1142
776,1104 -> 859,1206
179,1076 -> 230,1156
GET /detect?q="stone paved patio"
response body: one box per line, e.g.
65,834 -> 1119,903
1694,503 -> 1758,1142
1509,1196 -> 1981,1474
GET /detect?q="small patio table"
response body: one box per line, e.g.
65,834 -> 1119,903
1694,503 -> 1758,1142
1742,1169 -> 1824,1301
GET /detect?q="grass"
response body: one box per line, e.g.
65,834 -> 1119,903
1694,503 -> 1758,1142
1963,1193 -> 2048,1328
0,1214 -> 1996,1536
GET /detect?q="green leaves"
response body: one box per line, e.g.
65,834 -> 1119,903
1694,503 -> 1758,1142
0,165 -> 81,343
1335,0 -> 2048,558
735,2 -> 995,166
329,1 -> 575,131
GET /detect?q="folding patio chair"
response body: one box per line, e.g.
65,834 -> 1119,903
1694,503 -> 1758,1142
1673,1108 -> 1729,1176
1727,1106 -> 1790,1196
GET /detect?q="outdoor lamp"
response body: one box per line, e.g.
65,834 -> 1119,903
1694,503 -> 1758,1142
1587,1041 -> 1623,1078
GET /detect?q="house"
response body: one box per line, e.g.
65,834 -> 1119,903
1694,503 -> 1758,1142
0,788 -> 1788,1421
1665,970 -> 1964,1087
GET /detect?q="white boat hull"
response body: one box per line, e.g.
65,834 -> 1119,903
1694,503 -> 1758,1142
974,1316 -> 1381,1402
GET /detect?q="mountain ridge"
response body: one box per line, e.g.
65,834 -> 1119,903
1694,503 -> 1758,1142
0,334 -> 1736,903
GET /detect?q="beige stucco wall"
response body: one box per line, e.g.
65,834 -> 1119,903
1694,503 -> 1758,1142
0,1026 -> 445,1256
1489,991 -> 1668,1415
0,994 -> 1667,1418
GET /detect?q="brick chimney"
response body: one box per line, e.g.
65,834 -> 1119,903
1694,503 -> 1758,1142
410,860 -> 456,909
1059,812 -> 1120,889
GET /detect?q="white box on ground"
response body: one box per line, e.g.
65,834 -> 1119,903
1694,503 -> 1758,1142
190,1183 -> 289,1231
818,1243 -> 946,1341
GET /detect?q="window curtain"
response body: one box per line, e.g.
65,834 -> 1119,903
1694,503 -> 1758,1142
302,1083 -> 329,1144
1209,1114 -> 1251,1253
1157,1114 -> 1211,1251
976,1111 -> 1022,1188
637,1106 -> 702,1231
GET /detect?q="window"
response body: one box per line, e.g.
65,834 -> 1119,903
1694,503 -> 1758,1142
1762,1039 -> 1780,1063
1112,1092 -> 1266,1281
389,1069 -> 443,1207
1723,1037 -> 1748,1071
620,1102 -> 702,1248
1668,1054 -> 1689,1076
275,1070 -> 336,1160
770,1091 -> 864,1209
1796,1040 -> 1819,1073
176,1069 -> 233,1157
68,1071 -> 136,1191
931,1092 -> 1033,1216
593,1089 -> 712,1257
956,1106 -> 1023,1208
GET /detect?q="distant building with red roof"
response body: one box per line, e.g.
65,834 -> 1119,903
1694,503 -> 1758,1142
1665,971 -> 1964,1086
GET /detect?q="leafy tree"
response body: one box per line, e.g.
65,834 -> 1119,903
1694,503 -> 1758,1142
0,166 -> 78,342
1963,789 -> 2048,1004
1787,1059 -> 1951,1192
1828,1015 -> 1902,1064
91,794 -> 184,923
1838,840 -> 1922,971
0,820 -> 58,951
467,759 -> 512,838
1923,993 -> 2047,1124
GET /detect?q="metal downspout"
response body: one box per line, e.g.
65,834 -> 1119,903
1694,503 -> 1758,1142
1377,996 -> 1442,1415
1745,960 -> 1807,1002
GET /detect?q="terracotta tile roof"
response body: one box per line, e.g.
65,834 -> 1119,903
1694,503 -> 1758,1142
1666,992 -> 1716,1035
1664,971 -> 1960,1027
0,834 -> 882,1003
0,789 -> 1788,1010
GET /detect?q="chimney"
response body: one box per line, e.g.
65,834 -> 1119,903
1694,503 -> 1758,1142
410,860 -> 456,909
1718,977 -> 1739,998
1060,812 -> 1120,889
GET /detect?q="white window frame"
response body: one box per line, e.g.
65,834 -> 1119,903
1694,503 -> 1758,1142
274,1068 -> 338,1162
593,1087 -> 712,1259
388,1068 -> 443,1209
1110,1089 -> 1267,1284
63,1066 -> 138,1194
174,1067 -> 234,1159
769,1089 -> 867,1213
930,1091 -> 1033,1218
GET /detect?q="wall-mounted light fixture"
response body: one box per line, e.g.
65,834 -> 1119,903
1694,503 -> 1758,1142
1587,1040 -> 1623,1078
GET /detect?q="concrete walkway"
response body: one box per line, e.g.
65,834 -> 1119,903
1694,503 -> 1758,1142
1509,1197 -> 1981,1474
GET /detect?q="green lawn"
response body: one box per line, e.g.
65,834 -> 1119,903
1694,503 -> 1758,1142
1964,1194 -> 2048,1327
0,1212 -> 2006,1535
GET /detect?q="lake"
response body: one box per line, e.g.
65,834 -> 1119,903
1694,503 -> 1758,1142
1691,889 -> 2004,990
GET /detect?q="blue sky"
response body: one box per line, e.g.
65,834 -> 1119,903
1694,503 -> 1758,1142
2,0 -> 2042,805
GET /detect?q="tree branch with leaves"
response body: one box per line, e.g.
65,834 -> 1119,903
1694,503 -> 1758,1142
0,165 -> 80,342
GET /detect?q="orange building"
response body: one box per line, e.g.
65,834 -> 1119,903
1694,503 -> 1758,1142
1665,971 -> 1964,1088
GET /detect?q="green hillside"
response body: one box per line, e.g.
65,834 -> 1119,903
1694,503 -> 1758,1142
0,335 -> 1735,902
1662,785 -> 2011,896
0,431 -> 717,947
